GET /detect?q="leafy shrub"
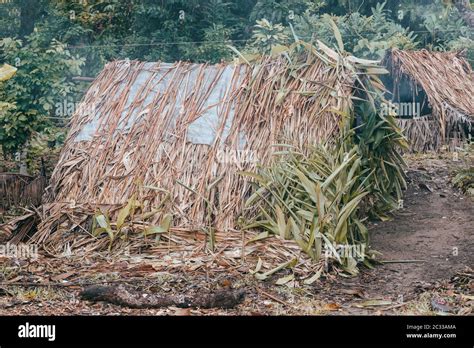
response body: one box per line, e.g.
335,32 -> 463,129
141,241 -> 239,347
452,167 -> 474,196
0,34 -> 84,162
292,2 -> 418,59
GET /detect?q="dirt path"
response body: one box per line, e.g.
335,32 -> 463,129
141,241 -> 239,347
309,156 -> 474,314
364,157 -> 472,296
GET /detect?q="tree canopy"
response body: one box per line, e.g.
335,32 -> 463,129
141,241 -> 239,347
0,0 -> 472,173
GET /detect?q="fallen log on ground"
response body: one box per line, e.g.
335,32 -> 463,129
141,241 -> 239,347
80,284 -> 246,309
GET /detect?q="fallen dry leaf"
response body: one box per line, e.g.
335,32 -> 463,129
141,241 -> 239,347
355,299 -> 392,308
51,270 -> 76,281
324,303 -> 341,311
340,288 -> 366,298
173,308 -> 191,316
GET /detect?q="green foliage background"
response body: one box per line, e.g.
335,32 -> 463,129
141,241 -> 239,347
0,0 -> 472,173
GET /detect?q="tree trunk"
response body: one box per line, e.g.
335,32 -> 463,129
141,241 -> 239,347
454,0 -> 474,28
19,0 -> 40,37
19,146 -> 28,175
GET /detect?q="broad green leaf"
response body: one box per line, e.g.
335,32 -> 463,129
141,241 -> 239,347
275,274 -> 294,285
255,257 -> 298,280
303,269 -> 322,285
143,225 -> 168,236
160,213 -> 173,231
271,44 -> 289,56
328,18 -> 344,51
334,193 -> 368,243
96,214 -> 111,230
247,231 -> 270,244
295,168 -> 318,203
116,194 -> 136,231
275,205 -> 286,239
250,257 -> 263,275
0,64 -> 17,81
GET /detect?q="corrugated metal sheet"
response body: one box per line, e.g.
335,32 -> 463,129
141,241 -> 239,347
75,62 -> 248,146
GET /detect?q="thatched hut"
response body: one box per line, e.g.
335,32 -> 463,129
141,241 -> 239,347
382,48 -> 474,151
21,42 -> 389,252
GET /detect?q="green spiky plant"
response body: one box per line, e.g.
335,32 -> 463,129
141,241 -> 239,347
452,166 -> 474,197
239,22 -> 408,274
240,142 -> 371,275
352,77 -> 408,220
92,194 -> 173,251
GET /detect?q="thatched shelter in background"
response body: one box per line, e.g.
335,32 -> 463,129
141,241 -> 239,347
382,48 -> 474,151
8,42 -> 386,254
0,173 -> 46,211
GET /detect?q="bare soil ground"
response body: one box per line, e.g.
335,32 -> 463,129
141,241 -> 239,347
363,158 -> 473,304
313,154 -> 474,315
0,154 -> 472,315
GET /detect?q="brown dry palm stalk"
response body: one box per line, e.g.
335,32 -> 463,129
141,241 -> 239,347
396,117 -> 441,152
